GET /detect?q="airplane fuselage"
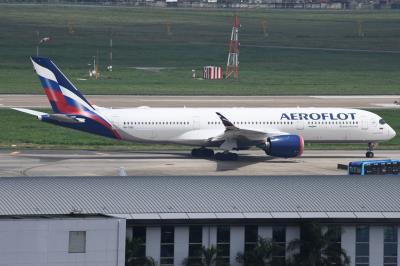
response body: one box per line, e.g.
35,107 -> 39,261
100,107 -> 395,148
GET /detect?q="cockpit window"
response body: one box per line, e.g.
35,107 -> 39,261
379,119 -> 386,125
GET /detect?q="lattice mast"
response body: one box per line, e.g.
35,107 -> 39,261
226,14 -> 239,79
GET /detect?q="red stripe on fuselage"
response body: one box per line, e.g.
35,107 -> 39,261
84,112 -> 111,128
298,135 -> 304,156
82,111 -> 121,139
111,129 -> 122,139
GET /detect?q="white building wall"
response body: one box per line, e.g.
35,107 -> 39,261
0,217 -> 125,266
146,226 -> 161,263
341,225 -> 356,266
174,226 -> 189,266
230,226 -> 244,266
369,226 -> 384,266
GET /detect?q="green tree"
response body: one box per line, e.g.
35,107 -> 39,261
125,237 -> 158,266
183,245 -> 219,266
236,237 -> 285,266
286,222 -> 350,266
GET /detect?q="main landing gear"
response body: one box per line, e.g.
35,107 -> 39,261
214,151 -> 238,161
191,147 -> 214,158
366,142 -> 376,158
191,148 -> 238,161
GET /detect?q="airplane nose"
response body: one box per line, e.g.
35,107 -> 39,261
389,127 -> 396,139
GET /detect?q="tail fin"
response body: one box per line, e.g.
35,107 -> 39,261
31,56 -> 94,114
30,57 -> 121,139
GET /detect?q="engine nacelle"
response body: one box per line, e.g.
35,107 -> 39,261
264,134 -> 304,158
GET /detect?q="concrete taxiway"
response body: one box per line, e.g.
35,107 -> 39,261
0,94 -> 399,108
1,149 -> 399,177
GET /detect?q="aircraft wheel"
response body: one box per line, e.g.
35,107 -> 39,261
366,151 -> 374,158
204,149 -> 215,158
191,148 -> 214,158
215,152 -> 223,160
191,148 -> 200,157
229,153 -> 238,161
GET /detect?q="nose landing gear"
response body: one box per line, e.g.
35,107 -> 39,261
366,142 -> 376,158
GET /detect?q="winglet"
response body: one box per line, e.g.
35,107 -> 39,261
216,112 -> 237,130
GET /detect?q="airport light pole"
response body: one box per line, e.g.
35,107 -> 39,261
36,31 -> 39,56
226,14 -> 239,79
36,31 -> 51,57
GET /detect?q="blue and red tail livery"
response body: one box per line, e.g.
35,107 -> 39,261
31,57 -> 94,114
31,57 -> 121,139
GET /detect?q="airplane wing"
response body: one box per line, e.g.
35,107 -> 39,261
213,112 -> 287,150
12,108 -> 85,124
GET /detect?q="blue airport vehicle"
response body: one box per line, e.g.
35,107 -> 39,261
348,159 -> 400,175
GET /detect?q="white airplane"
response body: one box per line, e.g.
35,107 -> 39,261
14,57 -> 396,160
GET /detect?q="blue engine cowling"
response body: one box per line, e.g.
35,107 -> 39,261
264,134 -> 304,158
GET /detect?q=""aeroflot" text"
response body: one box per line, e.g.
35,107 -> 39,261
280,112 -> 357,120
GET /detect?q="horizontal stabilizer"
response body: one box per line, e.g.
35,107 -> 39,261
47,114 -> 86,124
12,108 -> 47,117
12,108 -> 85,124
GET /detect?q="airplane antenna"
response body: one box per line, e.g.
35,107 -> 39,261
225,13 -> 239,79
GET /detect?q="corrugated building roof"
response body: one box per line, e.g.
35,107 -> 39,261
0,175 -> 400,219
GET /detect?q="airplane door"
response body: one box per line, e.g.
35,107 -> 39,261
296,120 -> 304,130
141,123 -> 156,139
362,119 -> 368,130
150,123 -> 156,139
110,115 -> 121,129
370,118 -> 381,134
193,116 -> 200,130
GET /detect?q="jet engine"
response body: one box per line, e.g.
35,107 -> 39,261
263,135 -> 304,158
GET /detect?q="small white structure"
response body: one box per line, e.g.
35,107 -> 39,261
0,216 -> 125,266
166,0 -> 178,6
203,66 -> 222,80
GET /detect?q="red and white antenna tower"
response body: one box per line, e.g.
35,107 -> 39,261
225,14 -> 239,79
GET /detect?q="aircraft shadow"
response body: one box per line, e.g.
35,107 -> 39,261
214,154 -> 297,172
17,151 -> 189,162
16,151 -> 374,173
302,155 -> 365,159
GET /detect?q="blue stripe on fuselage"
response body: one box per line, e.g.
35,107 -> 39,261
41,115 -> 118,139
